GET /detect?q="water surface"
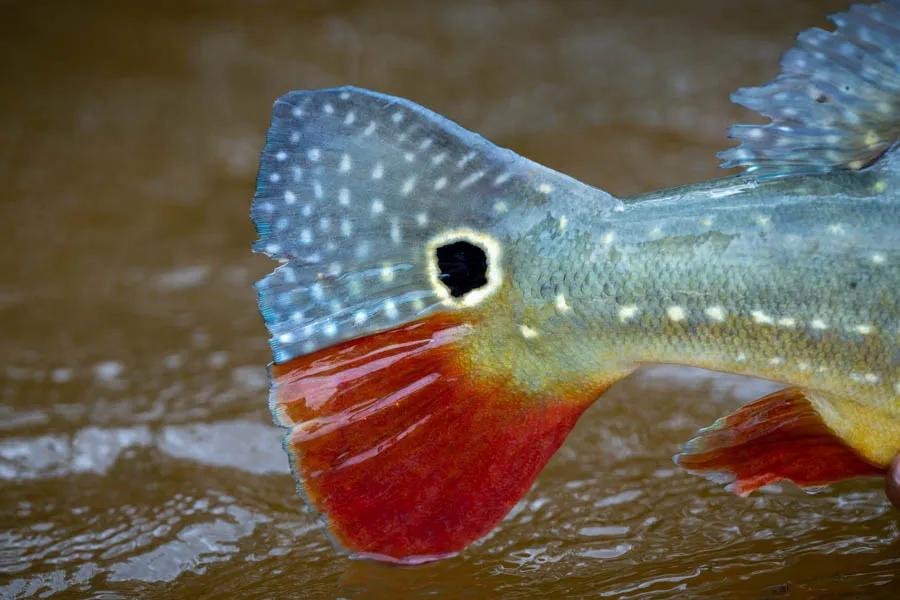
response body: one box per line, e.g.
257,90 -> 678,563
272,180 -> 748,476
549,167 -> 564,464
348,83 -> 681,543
2,0 -> 898,597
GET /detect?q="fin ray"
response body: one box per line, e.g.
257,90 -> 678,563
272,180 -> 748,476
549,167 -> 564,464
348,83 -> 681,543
675,387 -> 884,496
719,0 -> 900,177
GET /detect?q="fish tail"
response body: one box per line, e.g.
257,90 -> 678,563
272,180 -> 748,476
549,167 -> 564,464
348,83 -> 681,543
252,87 -> 606,562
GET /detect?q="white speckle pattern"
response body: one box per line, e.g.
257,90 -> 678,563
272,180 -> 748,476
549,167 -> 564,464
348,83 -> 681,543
555,294 -> 572,313
537,183 -> 554,194
363,121 -> 377,136
284,190 -> 296,204
457,152 -> 476,169
338,187 -> 350,206
353,311 -> 367,325
371,162 -> 384,179
401,176 -> 417,196
434,176 -> 447,191
384,300 -> 398,319
519,324 -> 539,339
416,212 -> 428,227
667,306 -> 686,322
432,152 -> 447,166
777,317 -> 796,328
458,170 -> 485,190
811,318 -> 828,330
751,310 -> 774,325
618,305 -> 638,322
323,103 -> 334,114
558,216 -> 568,231
871,253 -> 886,264
339,153 -> 352,173
705,306 -> 726,322
307,148 -> 321,162
600,231 -> 615,246
323,322 -> 337,337
854,324 -> 874,335
380,263 -> 394,282
276,150 -> 287,161
493,201 -> 508,214
768,357 -> 784,366
390,218 -> 401,245
371,199 -> 384,215
269,172 -> 280,183
493,172 -> 511,186
344,110 -> 356,125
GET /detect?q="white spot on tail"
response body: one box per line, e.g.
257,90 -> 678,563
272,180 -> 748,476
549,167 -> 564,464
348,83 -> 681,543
380,263 -> 394,282
458,170 -> 485,190
384,300 -> 398,319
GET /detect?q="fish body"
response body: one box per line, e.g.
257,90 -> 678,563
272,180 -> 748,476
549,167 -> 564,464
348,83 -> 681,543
253,0 -> 899,563
479,162 -> 899,465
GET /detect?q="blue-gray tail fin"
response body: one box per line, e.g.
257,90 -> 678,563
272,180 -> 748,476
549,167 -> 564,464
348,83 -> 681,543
251,87 -> 601,364
719,0 -> 900,177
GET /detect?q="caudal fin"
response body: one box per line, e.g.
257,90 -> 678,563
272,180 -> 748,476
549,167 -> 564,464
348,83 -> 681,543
252,87 -> 611,562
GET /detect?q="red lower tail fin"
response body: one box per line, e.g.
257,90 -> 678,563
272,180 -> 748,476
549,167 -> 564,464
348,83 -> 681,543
271,314 -> 597,563
675,387 -> 884,496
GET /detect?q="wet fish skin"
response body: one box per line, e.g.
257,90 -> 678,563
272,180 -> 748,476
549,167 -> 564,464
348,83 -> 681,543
468,155 -> 898,465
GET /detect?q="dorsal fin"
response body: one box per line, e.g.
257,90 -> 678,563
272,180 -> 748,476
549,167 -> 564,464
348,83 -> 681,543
719,0 -> 900,177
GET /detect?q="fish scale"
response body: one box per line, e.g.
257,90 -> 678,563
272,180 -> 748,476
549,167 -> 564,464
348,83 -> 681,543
253,0 -> 899,564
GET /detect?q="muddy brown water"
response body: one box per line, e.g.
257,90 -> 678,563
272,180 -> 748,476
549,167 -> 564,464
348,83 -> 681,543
2,0 -> 898,597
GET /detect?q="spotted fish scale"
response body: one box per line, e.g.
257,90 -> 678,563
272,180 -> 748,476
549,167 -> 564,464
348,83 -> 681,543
253,0 -> 899,564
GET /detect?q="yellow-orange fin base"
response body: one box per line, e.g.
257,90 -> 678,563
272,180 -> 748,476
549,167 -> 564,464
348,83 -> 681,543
675,387 -> 884,496
270,314 -> 596,563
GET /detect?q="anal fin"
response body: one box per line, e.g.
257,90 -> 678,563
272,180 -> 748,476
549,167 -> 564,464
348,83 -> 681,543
675,387 -> 884,496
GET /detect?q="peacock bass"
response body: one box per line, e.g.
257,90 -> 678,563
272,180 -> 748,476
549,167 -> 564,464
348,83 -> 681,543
251,0 -> 899,563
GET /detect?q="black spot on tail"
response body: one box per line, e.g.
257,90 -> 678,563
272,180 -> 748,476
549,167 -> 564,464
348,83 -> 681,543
436,241 -> 488,298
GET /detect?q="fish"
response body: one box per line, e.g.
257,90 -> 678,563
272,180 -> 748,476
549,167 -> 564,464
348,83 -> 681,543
251,0 -> 899,564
